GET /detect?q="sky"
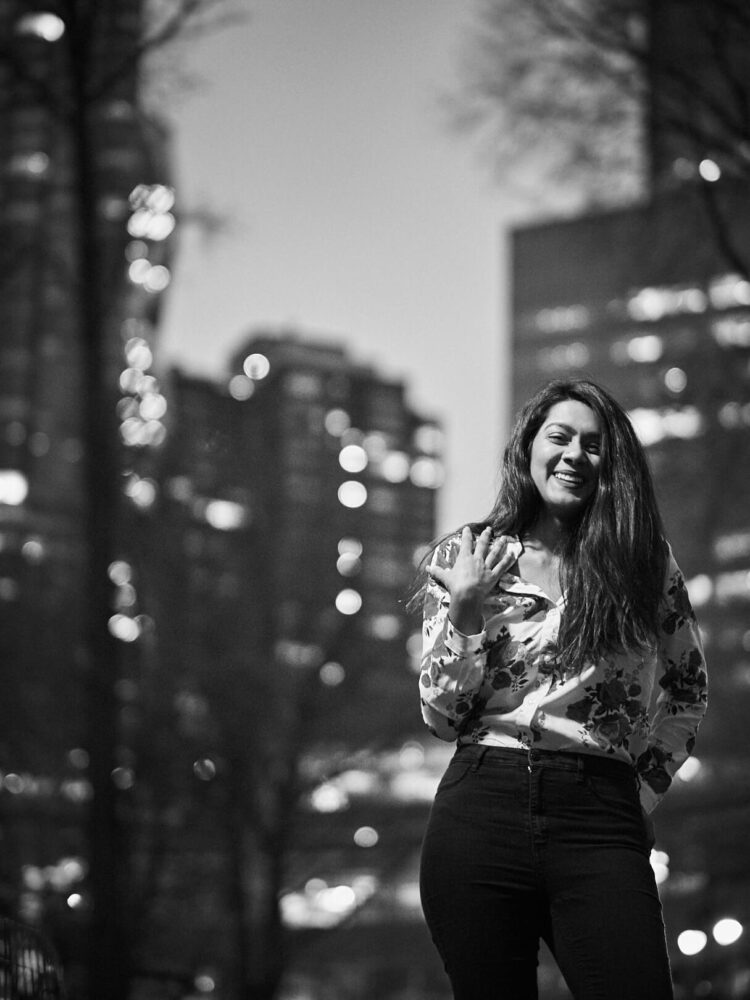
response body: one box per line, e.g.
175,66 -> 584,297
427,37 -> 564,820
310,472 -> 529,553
157,0 -> 539,531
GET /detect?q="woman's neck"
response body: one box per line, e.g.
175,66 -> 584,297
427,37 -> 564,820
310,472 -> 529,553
523,511 -> 571,554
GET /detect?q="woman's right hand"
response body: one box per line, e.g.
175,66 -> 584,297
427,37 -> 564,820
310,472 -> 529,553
428,526 -> 515,634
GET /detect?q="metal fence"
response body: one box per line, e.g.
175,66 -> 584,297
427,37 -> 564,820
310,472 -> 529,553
0,920 -> 64,999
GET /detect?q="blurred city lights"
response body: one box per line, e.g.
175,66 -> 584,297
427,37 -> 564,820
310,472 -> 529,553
0,471 -> 29,506
712,917 -> 743,946
310,783 -> 348,813
193,758 -> 217,781
677,929 -> 708,956
324,408 -> 350,435
204,500 -> 247,531
319,661 -> 345,686
367,614 -> 400,640
337,481 -> 367,508
664,367 -> 687,393
15,12 -> 65,41
414,424 -> 443,454
338,444 -> 368,473
338,537 -> 362,556
108,614 -> 140,643
698,158 -> 721,182
228,375 -> 255,400
649,849 -> 670,885
685,575 -> 712,607
243,353 -> 271,380
410,456 -> 444,489
108,560 -> 132,586
335,588 -> 362,615
380,451 -> 410,483
336,552 -> 361,576
676,756 -> 703,783
110,767 -> 135,790
353,826 -> 379,848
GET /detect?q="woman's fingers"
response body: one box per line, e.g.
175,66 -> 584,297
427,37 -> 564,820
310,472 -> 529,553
472,525 -> 492,560
428,563 -> 447,589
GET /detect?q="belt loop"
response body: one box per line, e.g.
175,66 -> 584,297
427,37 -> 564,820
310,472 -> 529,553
576,756 -> 585,784
470,746 -> 489,772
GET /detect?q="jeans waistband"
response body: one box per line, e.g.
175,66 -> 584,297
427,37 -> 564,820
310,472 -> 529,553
454,743 -> 635,780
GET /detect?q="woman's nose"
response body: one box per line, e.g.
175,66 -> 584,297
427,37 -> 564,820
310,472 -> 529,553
563,439 -> 585,462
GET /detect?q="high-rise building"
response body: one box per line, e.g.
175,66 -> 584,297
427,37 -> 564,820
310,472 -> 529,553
131,331 -> 446,997
0,4 -> 175,980
509,13 -> 750,989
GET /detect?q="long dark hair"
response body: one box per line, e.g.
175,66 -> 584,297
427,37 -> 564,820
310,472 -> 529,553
414,378 -> 667,674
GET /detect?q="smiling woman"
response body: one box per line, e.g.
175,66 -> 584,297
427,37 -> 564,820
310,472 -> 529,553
413,378 -> 707,1000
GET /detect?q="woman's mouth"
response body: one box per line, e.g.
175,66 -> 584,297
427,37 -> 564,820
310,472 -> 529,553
553,471 -> 586,488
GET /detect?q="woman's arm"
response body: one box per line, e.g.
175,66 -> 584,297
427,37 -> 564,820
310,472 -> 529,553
636,547 -> 708,814
418,527 -> 515,741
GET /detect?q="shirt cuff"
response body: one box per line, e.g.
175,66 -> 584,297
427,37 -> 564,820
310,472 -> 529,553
445,617 -> 485,656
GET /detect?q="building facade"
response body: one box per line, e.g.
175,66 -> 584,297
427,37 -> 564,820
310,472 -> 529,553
510,186 -> 750,997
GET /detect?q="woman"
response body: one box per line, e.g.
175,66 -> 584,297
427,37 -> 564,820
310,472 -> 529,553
417,378 -> 707,1000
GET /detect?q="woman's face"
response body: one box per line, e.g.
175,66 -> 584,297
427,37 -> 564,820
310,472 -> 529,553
529,399 -> 602,520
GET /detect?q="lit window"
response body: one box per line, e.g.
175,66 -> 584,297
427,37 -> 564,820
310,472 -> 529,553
8,152 -> 50,176
243,353 -> 270,380
626,334 -> 663,363
139,394 -> 167,421
363,432 -> 388,458
0,470 -> 29,506
228,375 -> 254,401
712,918 -> 743,946
698,158 -> 721,182
338,537 -> 363,557
353,826 -> 379,848
381,451 -> 410,483
685,574 -> 712,607
410,457 -> 444,489
675,757 -> 703,783
367,614 -> 401,640
677,930 -> 707,956
337,481 -> 367,508
713,530 -> 750,562
627,287 -> 706,322
663,367 -> 687,393
108,614 -> 141,643
414,424 -> 443,454
339,444 -> 368,473
204,500 -> 247,531
319,662 -> 345,686
335,589 -> 362,615
714,570 -> 750,604
336,552 -> 361,576
627,407 -> 704,447
712,316 -> 750,348
15,12 -> 65,41
649,849 -> 670,885
534,305 -> 590,333
143,265 -> 170,293
709,274 -> 750,310
324,409 -> 350,436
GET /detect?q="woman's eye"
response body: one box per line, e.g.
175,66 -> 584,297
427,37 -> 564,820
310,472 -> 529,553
586,443 -> 600,454
548,434 -> 567,444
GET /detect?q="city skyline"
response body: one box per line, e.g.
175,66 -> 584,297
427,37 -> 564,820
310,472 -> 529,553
157,0 -> 545,532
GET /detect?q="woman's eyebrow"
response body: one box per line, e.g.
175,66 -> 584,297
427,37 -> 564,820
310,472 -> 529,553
544,422 -> 600,438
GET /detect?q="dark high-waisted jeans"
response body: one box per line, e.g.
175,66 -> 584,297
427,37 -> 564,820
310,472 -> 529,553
420,744 -> 673,1000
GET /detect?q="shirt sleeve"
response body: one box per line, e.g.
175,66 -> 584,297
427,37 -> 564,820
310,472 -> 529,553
636,547 -> 708,814
418,533 -> 488,741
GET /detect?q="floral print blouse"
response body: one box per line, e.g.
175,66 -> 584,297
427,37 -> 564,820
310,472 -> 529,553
419,532 -> 707,813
